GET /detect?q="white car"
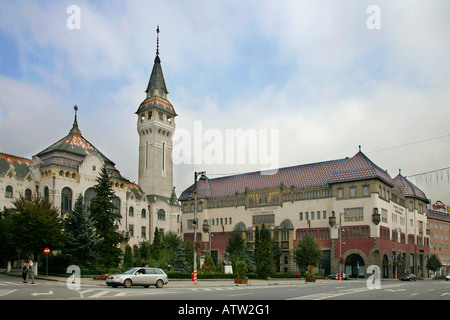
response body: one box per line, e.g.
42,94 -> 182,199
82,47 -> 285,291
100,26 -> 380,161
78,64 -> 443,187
106,267 -> 168,288
446,274 -> 450,282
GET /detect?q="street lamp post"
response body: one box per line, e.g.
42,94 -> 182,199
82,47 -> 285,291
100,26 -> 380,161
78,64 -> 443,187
329,211 -> 345,280
193,171 -> 207,285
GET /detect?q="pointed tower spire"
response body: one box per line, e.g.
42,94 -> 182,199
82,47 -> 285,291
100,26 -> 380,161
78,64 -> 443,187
145,26 -> 168,97
70,105 -> 81,135
156,25 -> 160,57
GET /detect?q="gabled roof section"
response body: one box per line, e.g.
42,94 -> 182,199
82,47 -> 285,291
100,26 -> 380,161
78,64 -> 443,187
0,153 -> 31,179
35,107 -> 114,165
127,182 -> 145,201
394,173 -> 429,203
329,151 -> 395,186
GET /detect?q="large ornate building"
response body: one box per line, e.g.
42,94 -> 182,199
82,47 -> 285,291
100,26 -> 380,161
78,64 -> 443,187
180,149 -> 431,278
0,28 -> 180,254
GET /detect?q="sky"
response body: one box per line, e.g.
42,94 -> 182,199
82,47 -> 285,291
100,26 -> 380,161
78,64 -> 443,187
0,0 -> 449,206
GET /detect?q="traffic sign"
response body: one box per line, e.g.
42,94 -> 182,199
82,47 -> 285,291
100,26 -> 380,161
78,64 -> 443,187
44,247 -> 50,255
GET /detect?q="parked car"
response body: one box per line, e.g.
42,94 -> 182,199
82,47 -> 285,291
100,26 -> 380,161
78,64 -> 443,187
327,272 -> 349,280
446,274 -> 450,281
106,267 -> 168,288
401,274 -> 417,281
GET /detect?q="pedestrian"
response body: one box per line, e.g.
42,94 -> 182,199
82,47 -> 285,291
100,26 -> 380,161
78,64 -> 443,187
24,258 -> 35,284
22,260 -> 28,282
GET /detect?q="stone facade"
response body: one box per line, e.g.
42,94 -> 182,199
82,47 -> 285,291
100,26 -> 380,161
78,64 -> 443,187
180,151 -> 431,278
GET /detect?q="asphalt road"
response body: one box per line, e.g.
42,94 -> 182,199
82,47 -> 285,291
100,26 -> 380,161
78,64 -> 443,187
1,273 -> 450,301
1,273 -> 448,318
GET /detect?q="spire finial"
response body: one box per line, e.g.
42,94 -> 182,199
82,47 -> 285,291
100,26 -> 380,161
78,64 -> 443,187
70,105 -> 81,135
156,25 -> 160,56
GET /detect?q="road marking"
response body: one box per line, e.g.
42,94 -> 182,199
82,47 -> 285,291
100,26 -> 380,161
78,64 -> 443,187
30,290 -> 54,296
288,283 -> 406,300
114,291 -> 128,297
227,292 -> 253,297
88,290 -> 111,298
385,289 -> 405,292
0,289 -> 17,297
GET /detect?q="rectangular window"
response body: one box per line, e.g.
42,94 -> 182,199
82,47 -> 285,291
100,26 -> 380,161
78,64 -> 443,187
337,188 -> 344,199
162,142 -> 165,171
362,186 -> 370,196
344,207 -> 364,222
145,142 -> 148,170
382,209 -> 388,223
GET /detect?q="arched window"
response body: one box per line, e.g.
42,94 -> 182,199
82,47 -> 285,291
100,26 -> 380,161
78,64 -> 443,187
61,187 -> 73,215
44,186 -> 50,202
157,209 -> 166,221
129,206 -> 134,216
141,208 -> 146,218
5,185 -> 13,198
84,187 -> 96,210
112,196 -> 121,227
24,188 -> 32,200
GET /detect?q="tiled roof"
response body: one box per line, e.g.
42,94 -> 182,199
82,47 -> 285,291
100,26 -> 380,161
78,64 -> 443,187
329,152 -> 395,186
393,174 -> 429,202
179,151 -> 424,201
36,126 -> 113,165
0,153 -> 31,179
127,182 -> 144,200
180,157 -> 348,200
136,96 -> 177,116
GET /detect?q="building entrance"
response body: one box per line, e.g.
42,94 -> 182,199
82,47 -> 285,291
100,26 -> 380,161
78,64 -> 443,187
345,254 -> 364,278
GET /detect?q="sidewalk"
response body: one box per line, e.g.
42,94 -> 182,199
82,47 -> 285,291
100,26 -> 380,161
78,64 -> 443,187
2,268 -> 335,287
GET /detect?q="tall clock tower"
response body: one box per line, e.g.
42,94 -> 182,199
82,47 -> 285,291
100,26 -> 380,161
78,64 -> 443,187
136,26 -> 177,198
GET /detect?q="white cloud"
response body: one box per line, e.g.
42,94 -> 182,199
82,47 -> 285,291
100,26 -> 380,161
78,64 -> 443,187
0,0 -> 449,205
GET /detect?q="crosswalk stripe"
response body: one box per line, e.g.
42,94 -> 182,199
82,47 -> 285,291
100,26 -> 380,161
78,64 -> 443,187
89,290 -> 111,298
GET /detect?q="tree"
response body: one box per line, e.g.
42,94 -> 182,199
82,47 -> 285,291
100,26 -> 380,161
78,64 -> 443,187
123,245 -> 133,269
152,227 -> 161,261
225,231 -> 246,262
8,195 -> 64,260
173,243 -> 189,273
63,194 -> 99,267
294,234 -> 322,270
89,164 -> 122,267
272,239 -> 281,272
255,225 -> 273,279
0,208 -> 17,264
224,231 -> 255,272
427,254 -> 442,275
138,241 -> 152,265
